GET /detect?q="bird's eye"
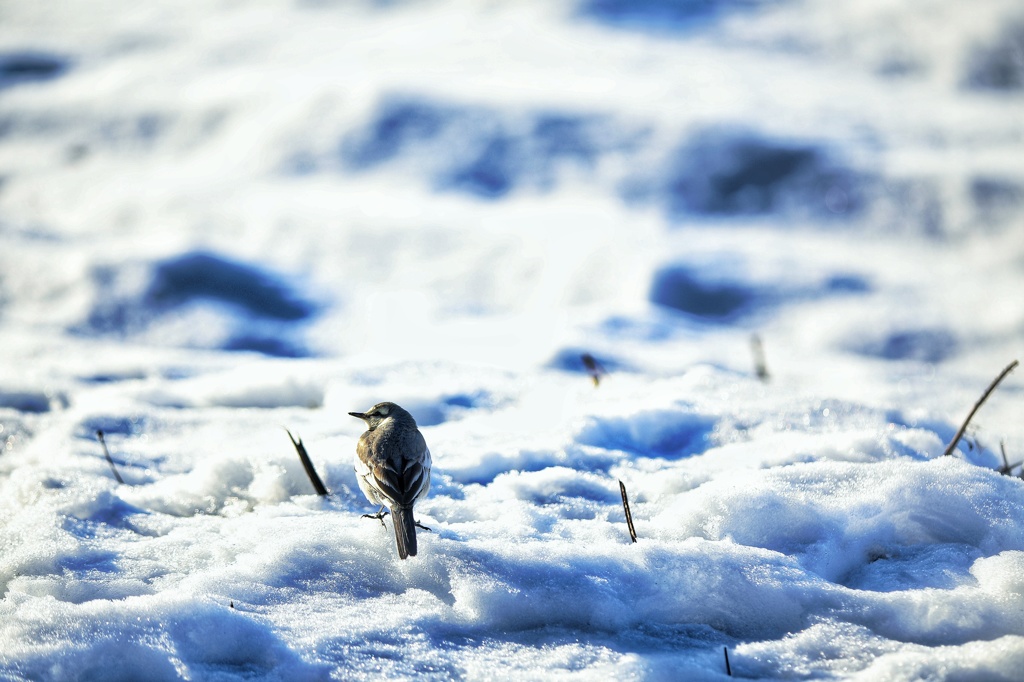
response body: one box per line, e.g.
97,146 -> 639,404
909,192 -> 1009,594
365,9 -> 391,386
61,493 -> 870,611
377,405 -> 390,416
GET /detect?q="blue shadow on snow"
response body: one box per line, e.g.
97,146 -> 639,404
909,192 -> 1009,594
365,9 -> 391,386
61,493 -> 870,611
576,409 -> 718,459
578,0 -> 771,34
648,262 -> 870,324
0,51 -> 70,89
547,348 -> 633,375
962,20 -> 1024,91
144,251 -> 316,321
649,267 -> 755,321
660,127 -> 867,219
340,95 -> 626,199
82,250 -> 320,357
853,328 -> 958,364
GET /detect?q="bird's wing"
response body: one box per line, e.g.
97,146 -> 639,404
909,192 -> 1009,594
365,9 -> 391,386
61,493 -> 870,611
363,457 -> 403,506
398,451 -> 430,505
362,448 -> 429,507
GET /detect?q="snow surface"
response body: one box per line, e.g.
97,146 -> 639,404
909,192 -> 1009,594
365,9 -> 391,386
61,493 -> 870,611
2,0 -> 1024,679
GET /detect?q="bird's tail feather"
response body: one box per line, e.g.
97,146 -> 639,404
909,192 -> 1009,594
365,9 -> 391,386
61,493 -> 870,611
392,506 -> 417,559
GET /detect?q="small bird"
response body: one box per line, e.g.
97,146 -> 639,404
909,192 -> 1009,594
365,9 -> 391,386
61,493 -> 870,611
349,402 -> 432,559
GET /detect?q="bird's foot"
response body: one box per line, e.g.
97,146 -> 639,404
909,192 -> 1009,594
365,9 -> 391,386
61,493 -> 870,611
361,507 -> 388,527
414,520 -> 432,532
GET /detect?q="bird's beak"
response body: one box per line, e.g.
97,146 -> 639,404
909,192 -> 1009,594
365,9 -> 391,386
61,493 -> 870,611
348,411 -> 367,420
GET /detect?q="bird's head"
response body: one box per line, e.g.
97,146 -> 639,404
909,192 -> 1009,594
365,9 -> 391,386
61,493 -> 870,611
349,401 -> 408,430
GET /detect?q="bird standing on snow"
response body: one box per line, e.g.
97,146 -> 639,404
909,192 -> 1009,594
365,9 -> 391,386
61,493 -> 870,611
349,402 -> 432,559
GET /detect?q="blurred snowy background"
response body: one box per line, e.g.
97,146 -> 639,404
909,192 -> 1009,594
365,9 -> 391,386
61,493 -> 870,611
1,0 -> 1024,679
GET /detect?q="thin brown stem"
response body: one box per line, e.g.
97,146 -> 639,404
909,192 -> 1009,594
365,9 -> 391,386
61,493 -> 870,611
751,334 -> 769,382
96,430 -> 124,484
944,360 -> 1018,457
581,353 -> 606,388
998,440 -> 1022,476
619,480 -> 637,543
286,429 -> 329,496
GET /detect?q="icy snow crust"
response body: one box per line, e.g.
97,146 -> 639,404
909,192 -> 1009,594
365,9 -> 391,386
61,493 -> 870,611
2,0 -> 1024,679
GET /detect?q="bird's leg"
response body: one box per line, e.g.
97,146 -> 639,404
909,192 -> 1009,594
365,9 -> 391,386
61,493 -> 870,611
361,505 -> 388,527
414,519 -> 431,532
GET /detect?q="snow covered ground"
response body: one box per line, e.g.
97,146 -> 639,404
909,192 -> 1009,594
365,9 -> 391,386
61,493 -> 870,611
2,0 -> 1024,679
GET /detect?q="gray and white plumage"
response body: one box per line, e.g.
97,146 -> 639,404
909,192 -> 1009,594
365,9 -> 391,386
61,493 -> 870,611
349,402 -> 431,559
